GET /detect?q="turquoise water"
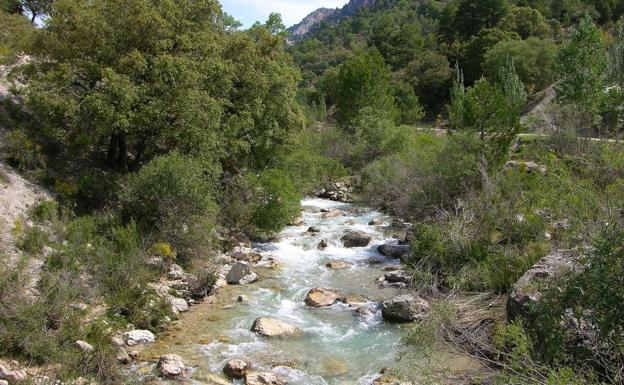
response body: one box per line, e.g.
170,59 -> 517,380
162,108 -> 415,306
142,198 -> 420,384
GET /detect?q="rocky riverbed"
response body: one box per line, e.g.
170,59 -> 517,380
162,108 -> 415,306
130,198 -> 478,385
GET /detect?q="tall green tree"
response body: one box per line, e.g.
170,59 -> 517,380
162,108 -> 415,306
454,0 -> 510,40
555,15 -> 607,122
24,0 -> 302,172
334,48 -> 398,126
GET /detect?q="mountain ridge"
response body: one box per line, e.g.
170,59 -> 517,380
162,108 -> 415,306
287,0 -> 375,39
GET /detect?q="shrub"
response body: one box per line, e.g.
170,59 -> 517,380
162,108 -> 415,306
30,199 -> 58,222
17,225 -> 49,255
249,169 -> 300,233
3,130 -> 45,172
120,152 -> 217,260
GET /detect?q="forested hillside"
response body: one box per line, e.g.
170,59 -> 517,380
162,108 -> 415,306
291,0 -> 624,119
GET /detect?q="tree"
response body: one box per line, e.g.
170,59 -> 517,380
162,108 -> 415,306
393,81 -> 424,125
498,6 -> 551,39
455,0 -> 510,40
555,16 -> 607,122
461,28 -> 520,84
483,37 -> 556,92
265,12 -> 285,35
449,61 -> 526,168
25,0 -> 303,172
404,50 -> 453,117
334,48 -> 398,126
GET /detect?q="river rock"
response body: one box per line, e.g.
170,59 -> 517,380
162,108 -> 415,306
305,287 -> 339,307
251,317 -> 302,337
318,239 -> 328,249
74,340 -> 94,352
289,217 -> 304,226
168,263 -> 185,279
169,297 -> 189,313
341,231 -> 371,248
226,262 -> 257,285
507,249 -> 581,321
381,294 -> 429,322
231,246 -> 263,263
325,260 -> 352,269
377,244 -> 411,260
158,354 -> 190,379
340,294 -> 367,306
245,372 -> 287,385
0,364 -> 27,382
123,330 -> 155,346
307,226 -> 321,234
368,219 -> 384,226
223,359 -> 251,379
383,270 -> 411,284
116,348 -> 131,364
321,208 -> 343,219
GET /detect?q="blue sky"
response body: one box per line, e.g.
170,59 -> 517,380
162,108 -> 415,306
220,0 -> 349,28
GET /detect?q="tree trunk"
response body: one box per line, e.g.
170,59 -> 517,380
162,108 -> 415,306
107,133 -> 128,171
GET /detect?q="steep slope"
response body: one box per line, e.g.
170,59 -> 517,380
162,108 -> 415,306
287,0 -> 376,39
288,7 -> 336,38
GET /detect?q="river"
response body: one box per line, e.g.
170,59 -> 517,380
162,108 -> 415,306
139,198 -> 473,384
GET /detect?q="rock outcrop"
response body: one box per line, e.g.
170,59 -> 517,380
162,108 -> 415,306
507,249 -> 582,321
341,231 -> 371,248
381,294 -> 429,322
305,287 -> 340,307
314,179 -> 355,203
251,317 -> 302,337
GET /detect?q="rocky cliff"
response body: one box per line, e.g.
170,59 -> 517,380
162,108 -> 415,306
288,0 -> 376,39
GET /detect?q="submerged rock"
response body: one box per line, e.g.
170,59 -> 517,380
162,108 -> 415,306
507,249 -> 581,321
123,330 -> 155,346
325,260 -> 352,269
373,374 -> 412,385
377,244 -> 411,260
307,226 -> 321,234
381,294 -> 429,322
341,231 -> 372,248
305,287 -> 339,307
251,317 -> 302,337
318,239 -> 328,249
245,372 -> 287,385
223,359 -> 251,379
368,219 -> 384,226
158,354 -> 190,379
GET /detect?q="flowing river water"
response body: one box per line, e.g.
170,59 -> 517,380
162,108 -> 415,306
140,198 -> 476,384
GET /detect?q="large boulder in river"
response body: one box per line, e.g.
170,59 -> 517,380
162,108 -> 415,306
321,208 -> 343,219
223,359 -> 251,379
377,244 -> 411,260
508,249 -> 582,321
341,231 -> 372,248
382,294 -> 429,322
226,262 -> 258,285
158,354 -> 190,378
245,372 -> 287,385
305,287 -> 339,307
251,317 -> 302,337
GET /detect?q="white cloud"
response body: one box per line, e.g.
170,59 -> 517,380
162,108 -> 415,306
221,0 -> 349,27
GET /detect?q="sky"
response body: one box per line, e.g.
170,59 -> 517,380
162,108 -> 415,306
219,0 -> 349,28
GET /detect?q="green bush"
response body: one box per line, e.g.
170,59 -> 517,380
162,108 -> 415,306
17,225 -> 49,255
3,130 -> 45,172
250,169 -> 301,233
120,152 -> 217,260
